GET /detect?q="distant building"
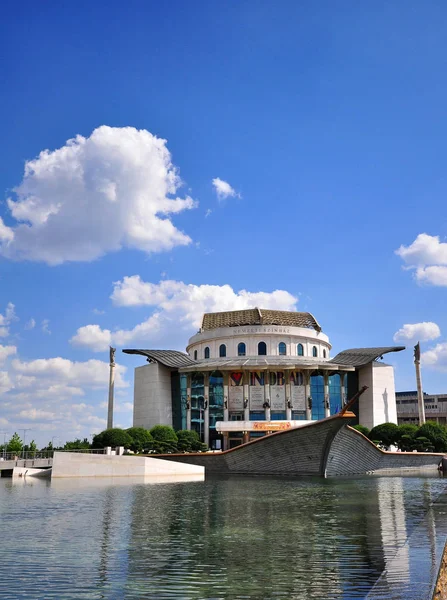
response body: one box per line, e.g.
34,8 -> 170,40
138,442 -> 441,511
123,308 -> 404,449
396,391 -> 447,425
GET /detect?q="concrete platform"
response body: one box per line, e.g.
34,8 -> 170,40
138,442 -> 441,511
51,451 -> 205,479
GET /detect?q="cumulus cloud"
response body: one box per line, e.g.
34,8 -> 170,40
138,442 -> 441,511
25,318 -> 36,330
0,126 -> 197,265
393,322 -> 441,343
41,319 -> 51,334
71,277 -> 298,351
0,303 -> 17,337
396,233 -> 447,286
0,344 -> 17,364
422,343 -> 447,371
212,177 -> 240,201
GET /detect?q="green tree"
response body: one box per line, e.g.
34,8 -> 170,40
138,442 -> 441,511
64,438 -> 91,450
150,425 -> 178,454
368,423 -> 399,448
352,425 -> 370,437
416,421 -> 447,452
395,424 -> 418,451
7,432 -> 23,454
126,427 -> 153,453
92,428 -> 133,449
412,436 -> 435,452
176,429 -> 203,452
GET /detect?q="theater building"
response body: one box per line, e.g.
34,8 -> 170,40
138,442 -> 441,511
124,308 -> 404,450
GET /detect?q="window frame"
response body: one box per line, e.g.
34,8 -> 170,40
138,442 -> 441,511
258,341 -> 267,356
278,342 -> 287,356
297,343 -> 304,356
204,346 -> 210,359
219,344 -> 226,358
237,342 -> 246,357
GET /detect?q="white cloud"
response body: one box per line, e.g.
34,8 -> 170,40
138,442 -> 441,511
72,277 -> 298,351
205,209 -> 212,218
422,343 -> 447,371
18,408 -> 57,421
0,371 -> 13,394
92,308 -> 105,315
41,319 -> 51,334
25,318 -> 36,330
0,344 -> 17,364
393,322 -> 441,343
212,177 -> 240,201
0,303 -> 17,337
71,324 -> 112,352
396,234 -> 447,286
1,126 -> 197,265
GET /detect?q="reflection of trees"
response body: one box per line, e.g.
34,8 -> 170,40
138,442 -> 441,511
123,477 -> 422,599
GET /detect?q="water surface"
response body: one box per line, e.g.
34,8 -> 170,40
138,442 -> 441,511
0,475 -> 446,599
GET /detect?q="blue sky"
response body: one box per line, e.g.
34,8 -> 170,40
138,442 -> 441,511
1,1 -> 447,446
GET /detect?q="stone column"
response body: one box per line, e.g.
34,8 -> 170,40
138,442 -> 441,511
223,372 -> 229,422
204,373 -> 210,447
324,372 -> 331,418
243,371 -> 250,422
264,370 -> 271,421
285,370 -> 292,420
340,372 -> 346,407
107,346 -> 116,430
186,374 -> 192,431
305,371 -> 312,420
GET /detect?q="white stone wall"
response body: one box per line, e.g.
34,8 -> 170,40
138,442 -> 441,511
186,325 -> 331,361
358,363 -> 398,429
51,452 -> 204,478
133,363 -> 173,429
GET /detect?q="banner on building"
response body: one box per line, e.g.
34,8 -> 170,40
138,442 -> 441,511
249,371 -> 265,410
270,371 -> 285,411
228,372 -> 244,411
290,371 -> 306,410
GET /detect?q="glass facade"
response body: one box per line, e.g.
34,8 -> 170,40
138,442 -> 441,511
209,371 -> 224,449
329,374 -> 342,415
311,374 -> 325,420
250,411 -> 265,421
191,372 -> 205,440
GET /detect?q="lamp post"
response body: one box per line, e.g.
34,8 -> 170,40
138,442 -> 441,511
21,429 -> 32,457
0,431 -> 8,459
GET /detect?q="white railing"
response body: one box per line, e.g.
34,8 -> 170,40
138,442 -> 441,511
0,448 -> 106,461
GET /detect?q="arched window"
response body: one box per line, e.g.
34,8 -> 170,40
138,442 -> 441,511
323,349 -> 327,359
219,344 -> 226,357
194,350 -> 198,360
238,342 -> 246,356
278,342 -> 286,356
297,343 -> 304,356
204,347 -> 210,359
258,341 -> 267,356
312,346 -> 318,358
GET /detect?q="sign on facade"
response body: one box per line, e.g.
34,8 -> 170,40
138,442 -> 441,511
250,371 -> 265,410
228,372 -> 244,411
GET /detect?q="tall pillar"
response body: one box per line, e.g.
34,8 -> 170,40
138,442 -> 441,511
223,372 -> 229,422
186,374 -> 192,431
340,372 -> 346,407
243,371 -> 250,422
305,371 -> 312,420
414,342 -> 426,425
264,370 -> 271,421
204,373 -> 210,447
107,346 -> 116,429
285,370 -> 292,420
324,372 -> 331,418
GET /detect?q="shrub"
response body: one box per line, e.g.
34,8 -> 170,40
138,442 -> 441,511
150,425 -> 178,454
395,424 -> 418,451
126,427 -> 154,453
176,430 -> 203,452
412,436 -> 435,453
368,423 -> 399,448
352,425 -> 370,437
92,428 -> 133,449
416,421 -> 447,452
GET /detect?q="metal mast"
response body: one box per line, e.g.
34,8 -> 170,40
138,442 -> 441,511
414,342 -> 425,425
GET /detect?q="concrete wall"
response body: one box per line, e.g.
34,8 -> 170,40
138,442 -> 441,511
51,452 -> 204,478
133,362 -> 173,429
358,362 -> 397,429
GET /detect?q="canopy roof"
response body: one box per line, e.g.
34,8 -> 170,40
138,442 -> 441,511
328,346 -> 405,367
122,349 -> 195,368
201,308 -> 322,332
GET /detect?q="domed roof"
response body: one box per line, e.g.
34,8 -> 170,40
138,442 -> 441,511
201,308 -> 322,332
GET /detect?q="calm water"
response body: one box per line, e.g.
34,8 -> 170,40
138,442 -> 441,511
0,475 -> 446,600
